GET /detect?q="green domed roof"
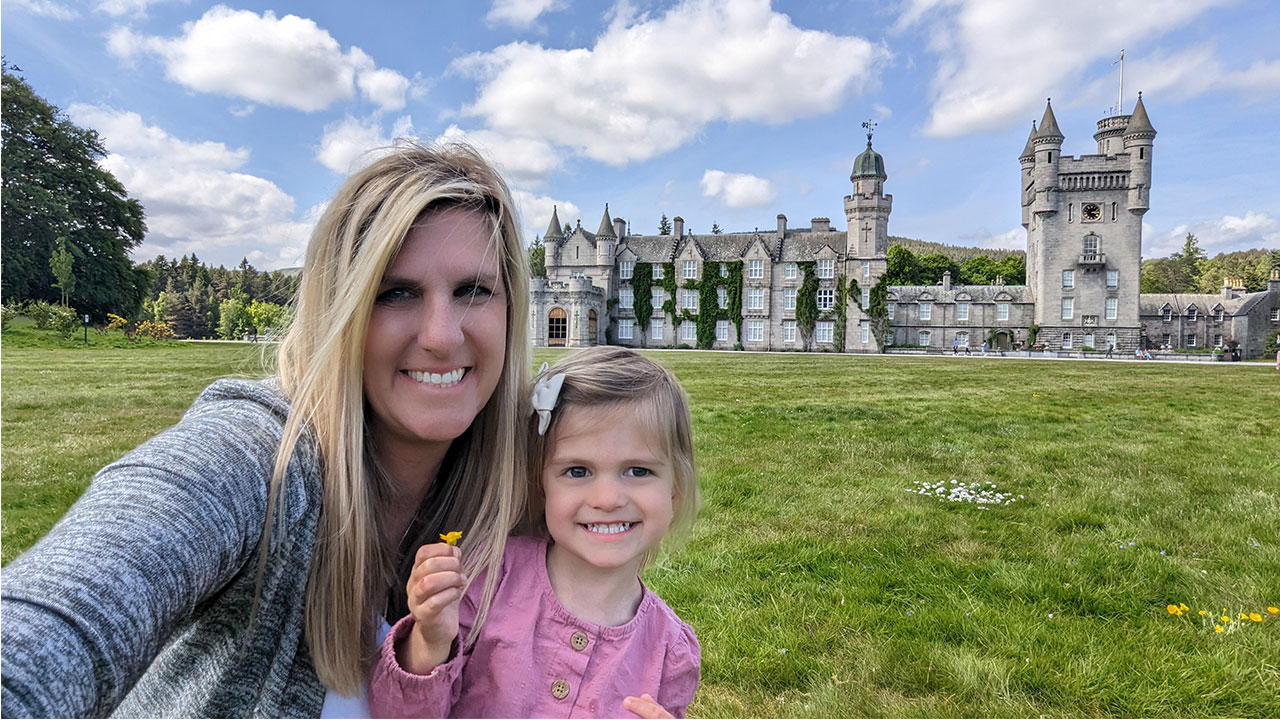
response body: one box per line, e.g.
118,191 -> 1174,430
851,140 -> 886,180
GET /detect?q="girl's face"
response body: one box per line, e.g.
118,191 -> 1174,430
362,208 -> 507,459
541,404 -> 675,577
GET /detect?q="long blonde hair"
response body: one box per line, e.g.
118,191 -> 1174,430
269,142 -> 530,695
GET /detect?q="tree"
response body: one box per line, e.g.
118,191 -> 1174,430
528,235 -> 547,278
49,236 -> 75,306
658,214 -> 671,236
711,223 -> 723,235
884,244 -> 920,285
2,64 -> 150,319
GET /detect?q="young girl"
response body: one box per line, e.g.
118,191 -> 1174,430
369,346 -> 701,718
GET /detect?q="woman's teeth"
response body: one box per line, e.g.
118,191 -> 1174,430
407,368 -> 465,387
585,522 -> 634,534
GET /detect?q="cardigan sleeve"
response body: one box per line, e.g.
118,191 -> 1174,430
657,622 -> 701,719
367,615 -> 468,719
0,381 -> 295,719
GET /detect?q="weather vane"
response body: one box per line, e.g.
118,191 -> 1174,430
861,119 -> 877,146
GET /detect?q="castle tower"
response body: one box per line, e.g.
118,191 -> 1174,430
544,205 -> 564,268
844,123 -> 892,258
1023,96 -> 1151,352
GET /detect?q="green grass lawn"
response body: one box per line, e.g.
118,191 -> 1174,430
3,339 -> 1278,716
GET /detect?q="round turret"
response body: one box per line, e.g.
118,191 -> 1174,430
851,141 -> 887,180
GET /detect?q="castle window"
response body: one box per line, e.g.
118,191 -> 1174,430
1162,308 -> 1172,322
783,320 -> 796,343
1213,334 -> 1223,348
617,319 -> 633,340
747,320 -> 765,342
652,264 -> 664,279
718,286 -> 728,309
720,263 -> 729,277
887,302 -> 895,320
956,331 -> 969,347
1161,333 -> 1171,347
681,289 -> 698,311
816,321 -> 834,344
716,320 -> 729,342
1186,306 -> 1197,321
919,330 -> 932,346
1061,333 -> 1072,349
784,288 -> 796,310
1105,298 -> 1117,320
589,310 -> 598,342
1068,203 -> 1074,222
1084,333 -> 1094,349
619,288 -> 634,309
784,263 -> 797,280
861,288 -> 870,308
748,259 -> 763,279
817,288 -> 834,310
575,246 -> 579,260
996,303 -> 1009,321
1061,297 -> 1074,320
1062,271 -> 1074,289
862,261 -> 871,279
1271,309 -> 1279,322
1106,269 -> 1119,289
919,302 -> 932,321
747,288 -> 764,311
1185,333 -> 1196,348
1112,202 -> 1117,221
1139,147 -> 1145,160
861,321 -> 870,344
683,260 -> 697,279
1215,307 -> 1224,322
1106,332 -> 1116,349
650,318 -> 664,341
957,303 -> 969,321
652,287 -> 664,309
620,261 -> 634,279
681,322 -> 696,342
817,259 -> 835,279
1082,234 -> 1100,256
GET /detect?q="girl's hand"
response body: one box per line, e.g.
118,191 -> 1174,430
623,693 -> 675,719
401,542 -> 466,674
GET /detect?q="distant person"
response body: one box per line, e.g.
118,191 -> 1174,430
370,347 -> 701,719
1106,342 -> 1114,359
981,340 -> 988,356
1,143 -> 534,717
952,338 -> 959,355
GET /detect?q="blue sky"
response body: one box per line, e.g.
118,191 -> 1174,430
4,0 -> 1278,270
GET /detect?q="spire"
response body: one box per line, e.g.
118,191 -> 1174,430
544,205 -> 564,239
1123,92 -> 1156,138
1036,98 -> 1063,142
595,203 -> 616,238
1020,121 -> 1038,161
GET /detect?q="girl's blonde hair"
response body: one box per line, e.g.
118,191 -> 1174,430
269,142 -> 530,695
527,347 -> 699,566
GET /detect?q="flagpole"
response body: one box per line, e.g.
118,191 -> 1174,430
1117,49 -> 1124,114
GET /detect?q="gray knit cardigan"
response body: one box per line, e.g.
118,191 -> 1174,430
1,379 -> 330,718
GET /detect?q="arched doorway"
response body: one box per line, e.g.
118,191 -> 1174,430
588,310 -> 598,345
548,307 -> 567,347
994,331 -> 1012,351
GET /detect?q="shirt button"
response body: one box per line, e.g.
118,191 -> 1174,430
570,631 -> 589,651
551,679 -> 570,700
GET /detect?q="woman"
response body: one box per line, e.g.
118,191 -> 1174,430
0,143 -> 531,717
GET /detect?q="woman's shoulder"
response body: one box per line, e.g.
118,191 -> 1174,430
186,377 -> 291,426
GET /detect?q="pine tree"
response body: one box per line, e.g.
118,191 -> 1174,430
658,214 -> 671,235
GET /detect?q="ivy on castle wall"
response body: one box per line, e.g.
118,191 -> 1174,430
796,261 -> 818,350
865,276 -> 891,353
691,260 -> 744,349
660,263 -> 678,322
632,262 -> 654,341
833,275 -> 850,351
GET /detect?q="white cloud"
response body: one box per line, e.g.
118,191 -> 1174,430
957,226 -> 1025,250
96,0 -> 172,17
454,0 -> 888,165
514,190 -> 581,246
315,114 -> 415,174
67,104 -> 311,269
106,6 -> 410,112
1148,211 -> 1280,257
435,125 -> 562,188
701,169 -> 776,209
486,0 -> 567,29
7,0 -> 77,20
901,0 -> 1230,137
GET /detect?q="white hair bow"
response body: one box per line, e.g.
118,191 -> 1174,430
531,362 -> 567,436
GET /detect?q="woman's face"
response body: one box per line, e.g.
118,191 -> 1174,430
363,207 -> 508,457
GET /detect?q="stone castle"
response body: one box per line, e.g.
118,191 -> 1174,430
529,96 -> 1280,358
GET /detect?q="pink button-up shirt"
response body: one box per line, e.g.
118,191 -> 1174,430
369,536 -> 700,719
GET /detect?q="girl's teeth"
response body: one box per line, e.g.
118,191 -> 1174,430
408,369 -> 464,387
586,522 -> 633,534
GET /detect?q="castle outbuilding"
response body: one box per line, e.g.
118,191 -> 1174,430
528,96 -> 1280,357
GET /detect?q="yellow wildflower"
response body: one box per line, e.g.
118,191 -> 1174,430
439,531 -> 463,546
1198,610 -> 1207,615
1166,604 -> 1180,615
1239,612 -> 1248,619
1179,603 -> 1189,611
1215,625 -> 1224,633
1269,607 -> 1279,614
1221,615 -> 1231,622
1249,612 -> 1262,622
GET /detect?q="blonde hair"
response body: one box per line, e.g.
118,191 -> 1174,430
268,142 -> 530,695
527,347 -> 699,566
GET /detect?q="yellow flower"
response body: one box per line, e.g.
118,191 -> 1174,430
1221,615 -> 1231,622
1179,603 -> 1189,611
1269,607 -> 1279,614
439,531 -> 463,546
1215,625 -> 1224,633
1249,613 -> 1262,622
1167,604 -> 1180,615
1239,612 -> 1248,619
1198,610 -> 1207,616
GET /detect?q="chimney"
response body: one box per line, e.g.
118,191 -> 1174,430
777,214 -> 787,238
1223,277 -> 1234,299
674,216 -> 684,239
614,217 -> 626,239
811,217 -> 831,232
1269,268 -> 1280,293
942,270 -> 952,292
